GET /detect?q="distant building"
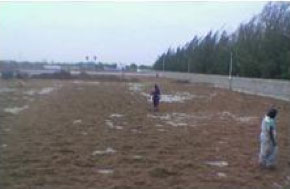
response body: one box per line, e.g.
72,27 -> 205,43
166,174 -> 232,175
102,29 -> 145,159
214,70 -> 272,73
103,64 -> 120,72
44,65 -> 62,70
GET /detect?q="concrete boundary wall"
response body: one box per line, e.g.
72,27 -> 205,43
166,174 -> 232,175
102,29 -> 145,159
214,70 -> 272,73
160,71 -> 290,102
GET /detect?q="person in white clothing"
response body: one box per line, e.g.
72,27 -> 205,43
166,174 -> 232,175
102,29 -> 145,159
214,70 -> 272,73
259,108 -> 278,168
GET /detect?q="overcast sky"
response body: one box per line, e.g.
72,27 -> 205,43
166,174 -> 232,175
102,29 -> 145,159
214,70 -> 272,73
0,1 -> 267,65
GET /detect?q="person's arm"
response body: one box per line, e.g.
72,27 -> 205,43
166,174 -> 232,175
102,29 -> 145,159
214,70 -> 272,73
269,126 -> 276,146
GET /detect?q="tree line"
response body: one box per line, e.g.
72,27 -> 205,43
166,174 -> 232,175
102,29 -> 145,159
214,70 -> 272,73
153,2 -> 290,79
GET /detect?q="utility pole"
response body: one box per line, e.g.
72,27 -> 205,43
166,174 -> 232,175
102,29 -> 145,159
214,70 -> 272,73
229,51 -> 233,78
162,56 -> 165,73
229,51 -> 233,90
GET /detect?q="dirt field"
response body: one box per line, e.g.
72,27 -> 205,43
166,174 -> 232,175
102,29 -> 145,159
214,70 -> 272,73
0,77 -> 289,189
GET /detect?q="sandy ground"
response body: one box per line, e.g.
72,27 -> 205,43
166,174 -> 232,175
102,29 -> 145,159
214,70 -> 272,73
0,77 -> 289,189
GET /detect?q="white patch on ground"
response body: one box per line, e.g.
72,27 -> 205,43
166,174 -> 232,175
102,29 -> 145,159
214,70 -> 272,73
148,112 -> 212,127
106,115 -> 124,130
110,113 -> 124,118
72,81 -> 82,84
105,120 -> 114,127
157,128 -> 166,132
172,112 -> 188,117
38,87 -> 55,95
149,111 -> 256,126
159,92 -> 196,103
131,129 -> 142,134
23,90 -> 37,96
208,92 -> 217,100
73,119 -> 82,125
114,126 -> 123,130
23,96 -> 35,102
220,112 -> 259,123
128,83 -> 202,103
143,92 -> 199,103
105,120 -> 123,130
132,155 -> 143,160
129,83 -> 211,103
97,169 -> 114,174
81,132 -> 88,136
140,92 -> 151,100
205,161 -> 228,167
73,80 -> 100,85
217,172 -> 227,178
24,86 -> 59,96
4,105 -> 29,115
92,147 -> 116,156
0,88 -> 16,94
155,124 -> 163,127
128,83 -> 144,92
85,81 -> 100,85
1,144 -> 8,148
54,83 -> 63,88
147,114 -> 171,120
166,121 -> 188,127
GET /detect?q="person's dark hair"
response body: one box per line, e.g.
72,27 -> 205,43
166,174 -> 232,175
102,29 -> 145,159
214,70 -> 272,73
267,108 -> 278,118
155,84 -> 159,89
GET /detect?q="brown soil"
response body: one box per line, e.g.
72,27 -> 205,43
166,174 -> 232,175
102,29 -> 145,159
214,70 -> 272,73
0,78 -> 289,189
